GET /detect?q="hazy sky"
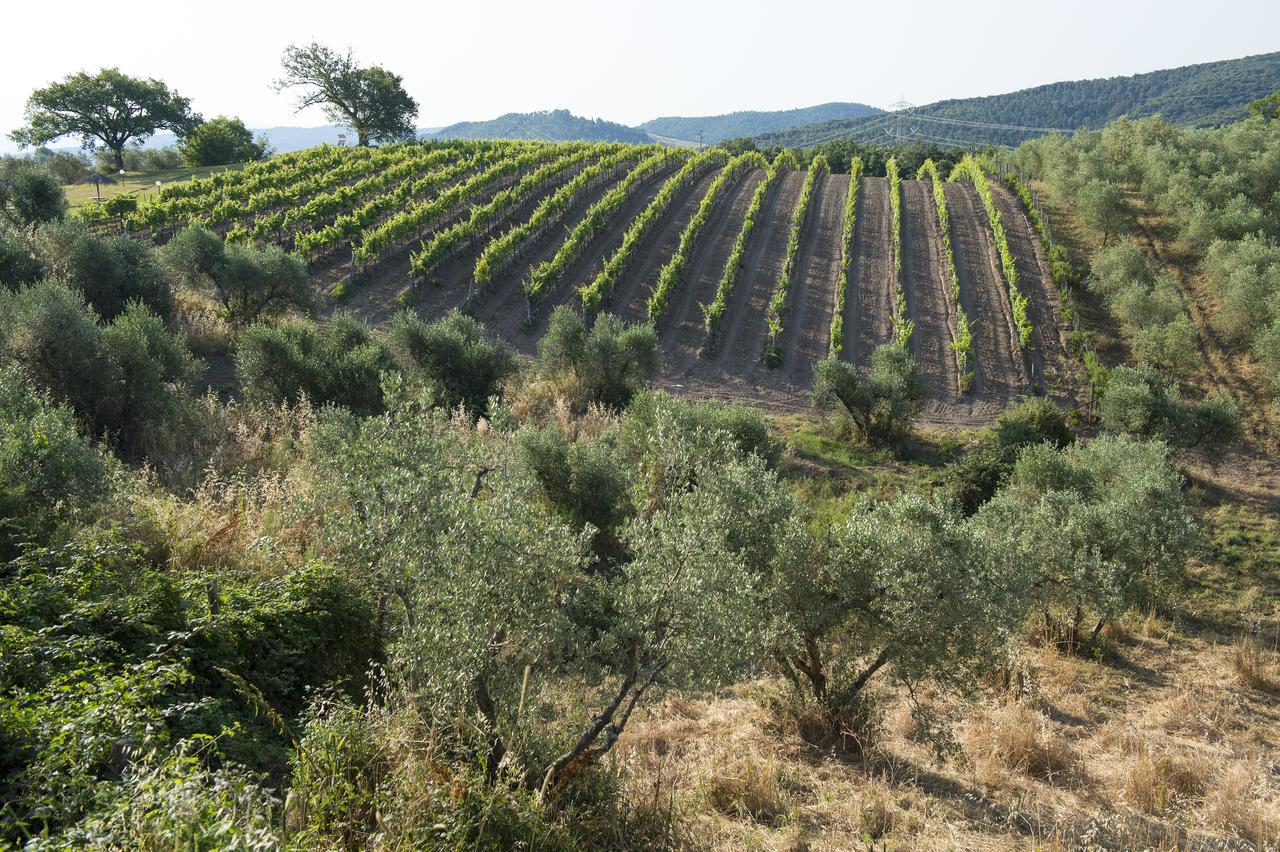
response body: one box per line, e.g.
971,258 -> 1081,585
2,0 -> 1278,151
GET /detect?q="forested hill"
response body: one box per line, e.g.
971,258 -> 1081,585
429,109 -> 650,144
639,102 -> 881,144
756,51 -> 1280,148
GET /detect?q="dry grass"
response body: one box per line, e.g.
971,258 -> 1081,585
608,614 -> 1280,850
1230,635 -> 1275,691
963,702 -> 1079,786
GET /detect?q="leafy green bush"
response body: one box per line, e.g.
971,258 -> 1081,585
537,306 -> 660,410
0,163 -> 67,231
0,365 -> 113,553
810,346 -> 926,444
36,221 -> 171,320
618,389 -> 782,470
766,492 -> 1027,739
386,309 -> 515,416
0,227 -> 42,287
1100,365 -> 1240,459
235,313 -> 393,415
976,435 -> 1197,647
215,241 -> 311,326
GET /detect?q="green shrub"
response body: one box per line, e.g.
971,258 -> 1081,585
538,306 -> 660,411
36,221 -> 170,320
0,365 -> 112,553
977,435 -> 1197,647
235,313 -> 393,415
386,309 -> 515,416
810,346 -> 926,444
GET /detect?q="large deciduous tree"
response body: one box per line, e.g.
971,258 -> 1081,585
9,69 -> 198,172
273,44 -> 418,146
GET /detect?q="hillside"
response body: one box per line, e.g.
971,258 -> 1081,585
640,102 -> 881,144
429,109 -> 650,144
758,51 -> 1280,148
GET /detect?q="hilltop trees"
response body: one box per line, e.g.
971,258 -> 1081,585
9,68 -> 198,171
179,116 -> 269,167
274,43 -> 418,146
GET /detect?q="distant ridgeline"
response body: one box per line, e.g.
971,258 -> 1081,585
639,102 -> 882,145
757,51 -> 1280,149
427,109 -> 651,144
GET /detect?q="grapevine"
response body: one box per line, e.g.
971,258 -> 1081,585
828,157 -> 862,357
763,155 -> 828,364
646,151 -> 766,323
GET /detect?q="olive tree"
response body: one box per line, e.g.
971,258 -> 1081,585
811,345 -> 926,444
0,164 -> 67,231
235,313 -> 393,415
385,310 -> 515,416
540,441 -> 794,795
975,435 -> 1197,649
537,307 -> 660,410
764,493 -> 1028,738
36,221 -> 171,320
1100,365 -> 1240,460
308,392 -> 590,781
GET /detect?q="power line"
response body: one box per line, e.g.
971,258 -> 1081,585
904,113 -> 1076,135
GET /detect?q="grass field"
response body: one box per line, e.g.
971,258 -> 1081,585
63,162 -> 246,207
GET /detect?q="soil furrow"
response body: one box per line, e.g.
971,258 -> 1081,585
714,170 -> 804,374
780,171 -> 849,387
661,168 -> 764,375
989,181 -> 1076,401
612,167 -> 722,325
902,179 -> 961,406
945,182 -> 1029,404
850,176 -> 894,367
482,164 -> 678,353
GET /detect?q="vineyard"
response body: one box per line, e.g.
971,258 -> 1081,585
119,139 -> 1073,421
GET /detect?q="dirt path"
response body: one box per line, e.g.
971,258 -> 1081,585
401,166 -> 605,325
779,172 -> 849,387
661,168 -> 765,374
902,179 -> 961,408
611,168 -> 723,326
990,182 -> 1077,403
713,171 -> 804,377
482,163 -> 680,352
945,182 -> 1029,407
848,176 -> 894,367
329,165 -> 584,325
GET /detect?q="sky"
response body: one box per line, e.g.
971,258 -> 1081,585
2,0 -> 1278,152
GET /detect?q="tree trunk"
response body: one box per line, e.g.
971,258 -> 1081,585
472,674 -> 506,782
357,128 -> 370,147
113,147 -> 125,172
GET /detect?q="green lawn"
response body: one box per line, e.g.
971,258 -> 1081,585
64,162 -> 246,207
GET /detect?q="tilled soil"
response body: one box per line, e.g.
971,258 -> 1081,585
848,176 -> 895,367
945,182 -> 1030,407
612,167 -> 723,326
989,181 -> 1077,404
902,179 -> 962,411
483,162 -> 681,351
779,172 -> 849,388
660,168 -> 765,375
313,166 -> 1073,427
660,170 -> 807,407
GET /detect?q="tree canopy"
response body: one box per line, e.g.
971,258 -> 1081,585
9,68 -> 198,171
179,116 -> 269,167
274,44 -> 418,146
